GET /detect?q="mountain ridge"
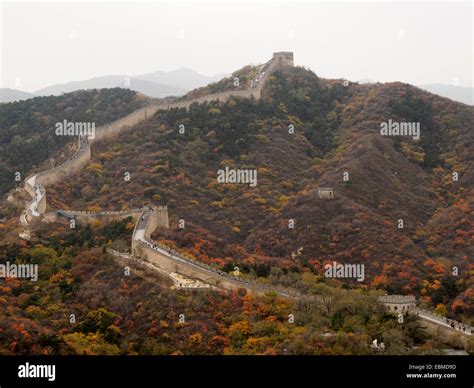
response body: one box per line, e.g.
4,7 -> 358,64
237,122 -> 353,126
0,88 -> 37,103
0,68 -> 227,102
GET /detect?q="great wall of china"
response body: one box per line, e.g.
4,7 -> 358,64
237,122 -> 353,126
128,206 -> 299,297
19,52 -> 296,296
378,295 -> 472,344
16,52 -> 471,343
20,52 -> 293,227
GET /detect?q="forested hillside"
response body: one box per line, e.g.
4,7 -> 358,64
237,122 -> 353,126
0,66 -> 472,355
0,88 -> 146,196
42,68 -> 474,319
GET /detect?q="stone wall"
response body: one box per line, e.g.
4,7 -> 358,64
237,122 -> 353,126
131,207 -> 297,298
24,136 -> 91,222
90,89 -> 261,144
25,193 -> 44,223
36,141 -> 91,188
93,105 -> 162,142
92,78 -> 269,143
54,206 -> 169,226
418,318 -> 469,349
145,206 -> 169,236
136,242 -> 269,296
60,209 -> 143,224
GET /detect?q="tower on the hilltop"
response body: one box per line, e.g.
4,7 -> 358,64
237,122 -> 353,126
272,52 -> 294,69
378,295 -> 416,314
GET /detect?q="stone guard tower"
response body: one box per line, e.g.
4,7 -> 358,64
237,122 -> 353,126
272,52 -> 294,70
378,295 -> 416,314
318,187 -> 334,199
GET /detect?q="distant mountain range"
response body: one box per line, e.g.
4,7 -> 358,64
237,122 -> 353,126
0,88 -> 37,103
135,68 -> 226,91
34,75 -> 186,99
418,84 -> 474,106
0,68 -> 227,103
2,72 -> 472,106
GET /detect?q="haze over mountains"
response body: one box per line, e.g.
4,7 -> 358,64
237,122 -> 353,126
418,84 -> 474,106
2,75 -> 472,107
0,88 -> 37,103
0,68 -> 227,103
34,75 -> 185,99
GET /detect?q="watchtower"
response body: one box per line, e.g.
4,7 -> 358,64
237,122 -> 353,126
272,52 -> 294,70
318,187 -> 334,199
378,295 -> 416,314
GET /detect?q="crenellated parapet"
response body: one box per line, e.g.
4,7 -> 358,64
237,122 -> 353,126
378,294 -> 416,314
378,295 -> 416,304
52,206 -> 166,224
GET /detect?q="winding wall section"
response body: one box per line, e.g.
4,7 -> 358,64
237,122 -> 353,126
130,207 -> 299,298
21,55 -> 281,225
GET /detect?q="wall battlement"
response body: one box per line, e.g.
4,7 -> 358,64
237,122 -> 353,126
51,206 -> 167,225
378,295 -> 416,304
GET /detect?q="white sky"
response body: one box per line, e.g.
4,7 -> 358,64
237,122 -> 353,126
1,0 -> 472,92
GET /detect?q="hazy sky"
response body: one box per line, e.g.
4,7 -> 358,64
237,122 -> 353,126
1,1 -> 472,92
